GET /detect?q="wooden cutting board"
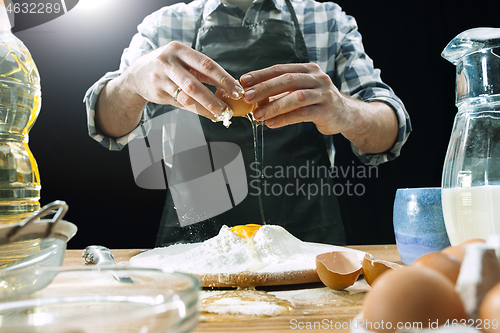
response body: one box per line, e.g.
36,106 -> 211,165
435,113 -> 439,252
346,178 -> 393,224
193,268 -> 320,287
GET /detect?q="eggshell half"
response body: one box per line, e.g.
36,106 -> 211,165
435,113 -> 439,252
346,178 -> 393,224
362,253 -> 401,286
316,251 -> 362,290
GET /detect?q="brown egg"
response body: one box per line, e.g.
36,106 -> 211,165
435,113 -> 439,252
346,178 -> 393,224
362,253 -> 401,286
441,238 -> 486,260
215,87 -> 257,117
316,251 -> 362,290
478,281 -> 500,333
462,238 -> 486,245
413,252 -> 462,285
363,266 -> 467,333
441,245 -> 466,260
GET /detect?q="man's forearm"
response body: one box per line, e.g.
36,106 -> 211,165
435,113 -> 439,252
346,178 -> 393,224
95,73 -> 147,138
340,100 -> 399,154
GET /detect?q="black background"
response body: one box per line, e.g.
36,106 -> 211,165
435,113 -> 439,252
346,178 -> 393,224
11,0 -> 500,249
10,0 -> 79,32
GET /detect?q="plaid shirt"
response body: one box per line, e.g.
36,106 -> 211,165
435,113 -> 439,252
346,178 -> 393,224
84,0 -> 411,166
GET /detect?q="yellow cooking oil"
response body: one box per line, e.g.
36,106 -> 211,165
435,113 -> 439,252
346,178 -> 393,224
0,4 -> 42,269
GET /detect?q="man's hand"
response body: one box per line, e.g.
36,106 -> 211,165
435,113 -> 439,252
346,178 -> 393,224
96,41 -> 243,138
129,41 -> 244,118
240,63 -> 398,154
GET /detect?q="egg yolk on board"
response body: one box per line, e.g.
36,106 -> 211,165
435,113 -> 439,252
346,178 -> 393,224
230,224 -> 262,239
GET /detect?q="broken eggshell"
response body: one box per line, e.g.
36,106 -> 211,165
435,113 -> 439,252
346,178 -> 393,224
316,251 -> 362,290
362,253 -> 401,286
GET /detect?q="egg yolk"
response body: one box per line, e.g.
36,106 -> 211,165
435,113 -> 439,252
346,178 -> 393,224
230,224 -> 263,239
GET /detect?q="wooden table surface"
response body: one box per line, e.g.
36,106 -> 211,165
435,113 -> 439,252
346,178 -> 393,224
63,245 -> 401,332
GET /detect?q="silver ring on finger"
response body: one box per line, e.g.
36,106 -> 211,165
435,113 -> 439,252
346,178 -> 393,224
173,87 -> 182,102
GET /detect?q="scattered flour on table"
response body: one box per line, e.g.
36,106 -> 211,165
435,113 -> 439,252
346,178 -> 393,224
203,298 -> 285,316
199,289 -> 294,317
128,225 -> 351,274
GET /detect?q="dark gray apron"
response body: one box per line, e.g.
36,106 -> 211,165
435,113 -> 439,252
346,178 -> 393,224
156,0 -> 346,246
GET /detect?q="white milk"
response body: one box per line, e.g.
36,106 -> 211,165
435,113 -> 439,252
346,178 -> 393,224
442,185 -> 500,245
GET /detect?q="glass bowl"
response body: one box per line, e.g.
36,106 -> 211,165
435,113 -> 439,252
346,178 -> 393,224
0,267 -> 199,333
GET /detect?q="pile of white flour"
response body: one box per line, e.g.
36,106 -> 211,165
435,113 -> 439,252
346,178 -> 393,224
128,225 -> 349,274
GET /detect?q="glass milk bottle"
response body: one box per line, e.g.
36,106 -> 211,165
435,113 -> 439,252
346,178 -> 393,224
441,28 -> 500,245
0,1 -> 42,268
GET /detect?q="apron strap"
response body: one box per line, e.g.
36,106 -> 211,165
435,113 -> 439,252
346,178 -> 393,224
192,0 -> 207,49
283,0 -> 301,33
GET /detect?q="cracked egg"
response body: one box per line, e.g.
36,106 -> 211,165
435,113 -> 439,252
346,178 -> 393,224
216,88 -> 257,117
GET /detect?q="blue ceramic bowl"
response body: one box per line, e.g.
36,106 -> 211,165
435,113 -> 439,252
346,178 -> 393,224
393,187 -> 451,265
